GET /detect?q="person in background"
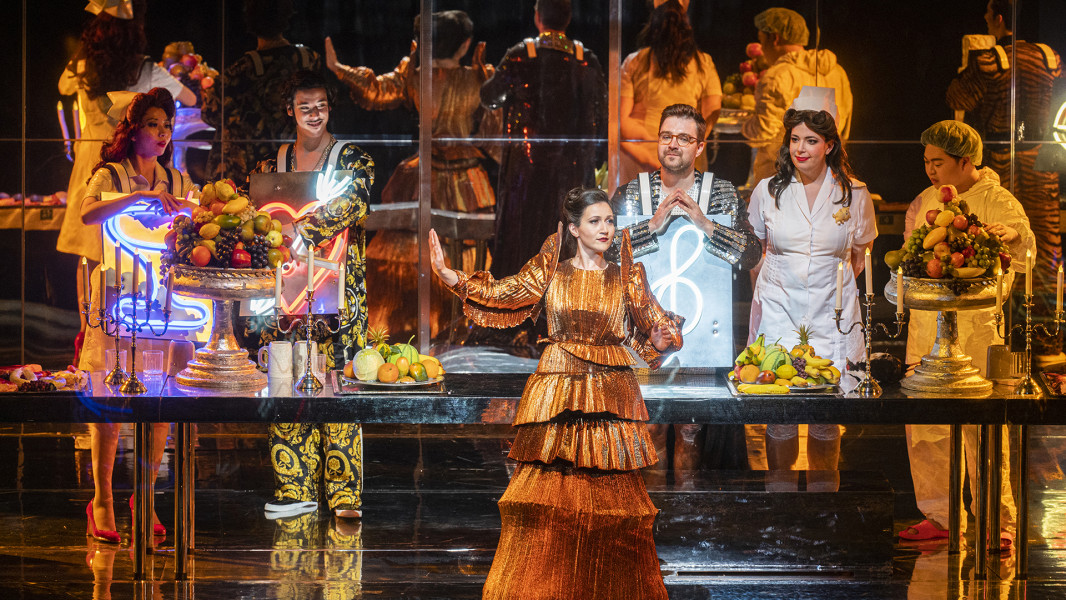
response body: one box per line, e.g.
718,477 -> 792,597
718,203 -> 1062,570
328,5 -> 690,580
201,0 -> 322,186
899,120 -> 1033,549
741,7 -> 852,185
619,0 -> 722,186
946,0 -> 1063,364
249,70 -> 373,521
747,91 -> 876,490
480,0 -> 607,285
79,87 -> 198,544
613,103 -> 759,479
58,0 -> 193,361
429,187 -> 681,598
326,10 -> 495,341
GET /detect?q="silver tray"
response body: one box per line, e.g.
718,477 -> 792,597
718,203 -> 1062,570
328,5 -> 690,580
330,371 -> 445,394
725,378 -> 839,397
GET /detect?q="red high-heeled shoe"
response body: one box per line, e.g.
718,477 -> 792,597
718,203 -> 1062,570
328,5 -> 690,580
86,501 -> 121,543
129,496 -> 166,537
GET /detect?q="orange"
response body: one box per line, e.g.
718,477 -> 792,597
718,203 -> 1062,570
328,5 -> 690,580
377,363 -> 399,383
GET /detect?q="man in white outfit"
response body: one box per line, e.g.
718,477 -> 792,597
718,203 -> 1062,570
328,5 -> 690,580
900,120 -> 1034,549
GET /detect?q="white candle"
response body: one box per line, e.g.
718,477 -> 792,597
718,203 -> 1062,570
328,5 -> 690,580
996,272 -> 1004,315
864,248 -> 873,295
1057,264 -> 1063,313
98,268 -> 106,309
81,257 -> 90,305
164,269 -> 173,313
131,251 -> 140,295
896,267 -> 904,314
115,244 -> 122,293
835,261 -> 843,310
1025,250 -> 1033,296
275,264 -> 283,308
306,247 -> 314,294
337,261 -> 346,312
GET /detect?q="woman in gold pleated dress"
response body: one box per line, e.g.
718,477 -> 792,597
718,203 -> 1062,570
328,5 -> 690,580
327,10 -> 496,340
429,187 -> 682,599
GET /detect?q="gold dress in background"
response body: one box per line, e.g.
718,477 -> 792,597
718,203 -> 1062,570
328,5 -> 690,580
337,58 -> 496,339
449,233 -> 682,600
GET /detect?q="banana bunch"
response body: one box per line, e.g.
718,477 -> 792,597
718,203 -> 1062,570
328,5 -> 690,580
794,350 -> 840,385
736,383 -> 790,395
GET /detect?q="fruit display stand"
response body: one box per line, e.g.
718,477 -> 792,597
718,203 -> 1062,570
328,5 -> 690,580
886,271 -> 997,395
171,265 -> 274,390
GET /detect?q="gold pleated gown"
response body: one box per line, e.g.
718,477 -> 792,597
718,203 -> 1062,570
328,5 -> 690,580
449,233 -> 682,600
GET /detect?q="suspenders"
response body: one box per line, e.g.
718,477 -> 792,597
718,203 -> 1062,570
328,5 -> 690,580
524,38 -> 584,61
104,162 -> 181,195
277,142 -> 346,173
637,172 -> 713,215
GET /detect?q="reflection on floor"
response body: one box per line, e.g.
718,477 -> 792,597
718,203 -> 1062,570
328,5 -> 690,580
1,418 -> 1066,599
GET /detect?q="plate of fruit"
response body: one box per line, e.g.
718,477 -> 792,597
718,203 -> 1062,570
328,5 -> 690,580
726,327 -> 841,395
162,179 -> 290,271
339,328 -> 445,389
884,184 -> 1010,281
0,365 -> 88,393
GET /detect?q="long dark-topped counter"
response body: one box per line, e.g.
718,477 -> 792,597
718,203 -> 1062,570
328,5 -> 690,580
1,370 -> 1062,425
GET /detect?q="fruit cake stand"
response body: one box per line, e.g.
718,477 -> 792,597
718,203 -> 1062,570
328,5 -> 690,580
886,271 -> 996,395
171,265 -> 273,390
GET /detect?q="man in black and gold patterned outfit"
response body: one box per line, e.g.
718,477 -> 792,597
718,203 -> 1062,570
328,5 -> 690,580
250,70 -> 373,519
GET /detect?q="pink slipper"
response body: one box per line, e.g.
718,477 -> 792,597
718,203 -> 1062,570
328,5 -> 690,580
899,519 -> 949,540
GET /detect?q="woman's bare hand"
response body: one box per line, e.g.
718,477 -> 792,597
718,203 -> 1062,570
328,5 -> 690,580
429,229 -> 458,287
650,323 -> 674,351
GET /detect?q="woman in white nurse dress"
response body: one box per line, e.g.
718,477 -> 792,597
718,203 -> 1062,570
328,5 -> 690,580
747,107 -> 877,480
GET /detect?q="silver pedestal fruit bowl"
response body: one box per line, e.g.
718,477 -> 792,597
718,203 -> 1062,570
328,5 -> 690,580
886,271 -> 997,396
171,266 -> 274,390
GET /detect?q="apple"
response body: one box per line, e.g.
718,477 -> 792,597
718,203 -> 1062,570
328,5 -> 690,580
755,370 -> 777,384
282,234 -> 294,247
933,241 -> 952,260
267,248 -> 283,268
962,247 -> 976,258
952,215 -> 969,230
741,72 -> 758,88
950,252 -> 965,267
181,54 -> 199,70
739,60 -> 753,73
968,224 -> 982,236
925,209 -> 941,225
926,258 -> 944,278
939,184 -> 958,203
279,246 -> 292,263
1000,252 -> 1012,270
190,245 -> 211,267
230,249 -> 251,269
271,219 -> 283,232
253,214 -> 273,235
201,76 -> 214,89
164,229 -> 178,253
266,230 -> 283,248
745,42 -> 764,58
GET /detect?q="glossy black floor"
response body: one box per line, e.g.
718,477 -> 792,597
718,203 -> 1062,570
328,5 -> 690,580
2,422 -> 1066,599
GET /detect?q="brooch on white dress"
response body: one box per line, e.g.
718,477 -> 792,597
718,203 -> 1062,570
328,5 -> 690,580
833,207 -> 851,225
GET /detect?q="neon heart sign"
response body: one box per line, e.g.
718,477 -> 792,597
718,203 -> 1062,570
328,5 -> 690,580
259,201 -> 346,315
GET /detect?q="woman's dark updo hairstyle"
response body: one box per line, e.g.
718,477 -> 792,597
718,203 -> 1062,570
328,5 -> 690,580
91,88 -> 176,178
283,69 -> 337,113
768,108 -> 854,209
412,10 -> 473,61
560,187 -> 613,260
638,0 -> 702,84
73,0 -> 149,100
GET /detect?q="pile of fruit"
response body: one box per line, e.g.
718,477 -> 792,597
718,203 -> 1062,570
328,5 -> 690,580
721,43 -> 769,111
343,328 -> 444,384
885,185 -> 1010,279
727,327 -> 841,394
159,41 -> 218,104
0,365 -> 87,392
162,180 -> 290,270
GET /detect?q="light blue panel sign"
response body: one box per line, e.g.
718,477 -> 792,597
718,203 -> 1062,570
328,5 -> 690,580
617,215 -> 734,368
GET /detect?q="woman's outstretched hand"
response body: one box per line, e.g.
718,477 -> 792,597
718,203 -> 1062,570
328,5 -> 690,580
650,323 -> 675,352
429,229 -> 458,287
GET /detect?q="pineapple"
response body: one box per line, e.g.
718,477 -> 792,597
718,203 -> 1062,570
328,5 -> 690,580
368,326 -> 391,358
792,325 -> 815,356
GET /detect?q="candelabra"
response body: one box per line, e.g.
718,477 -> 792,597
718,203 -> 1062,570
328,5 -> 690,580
994,294 -> 1063,397
271,287 -> 347,393
82,280 -> 171,394
834,292 -> 906,397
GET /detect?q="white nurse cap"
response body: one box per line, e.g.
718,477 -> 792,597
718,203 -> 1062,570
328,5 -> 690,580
789,86 -> 838,121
